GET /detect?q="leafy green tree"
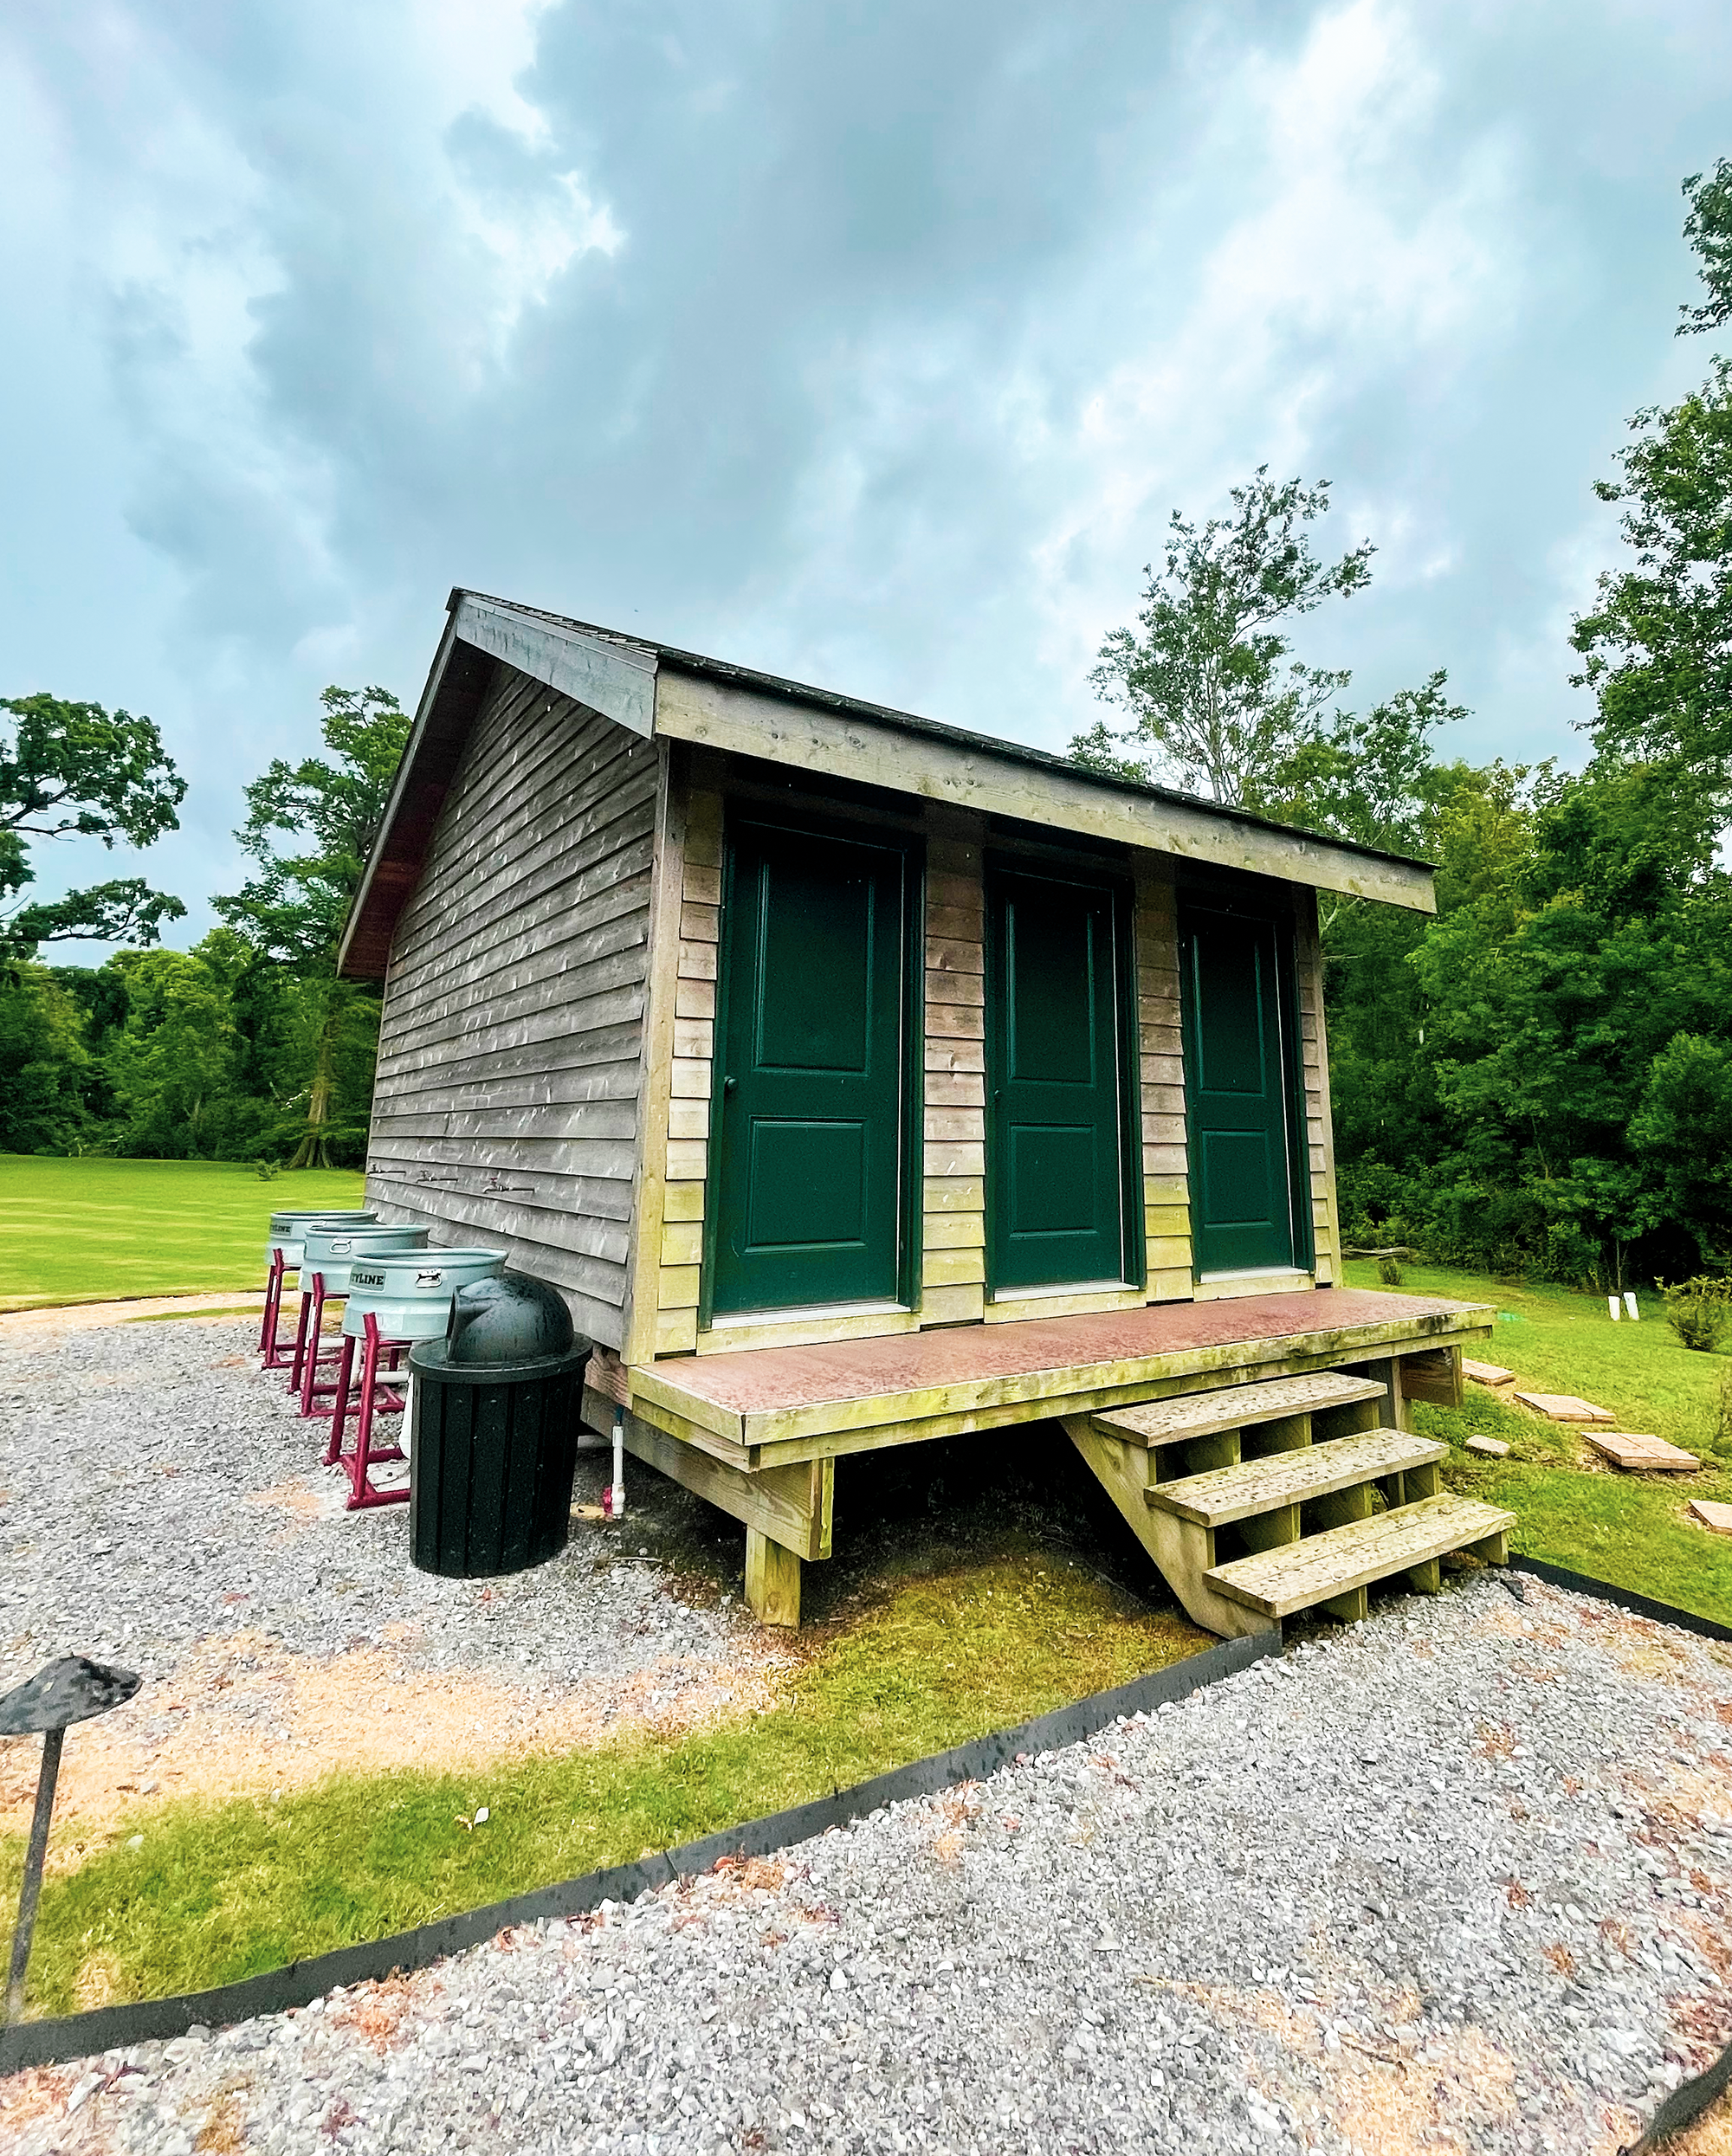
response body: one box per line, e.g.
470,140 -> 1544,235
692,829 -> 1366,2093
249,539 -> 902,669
1679,157 -> 1732,338
0,967 -> 91,1153
1571,165 -> 1732,788
1,694 -> 186,957
214,686 -> 410,1167
1072,470 -> 1373,805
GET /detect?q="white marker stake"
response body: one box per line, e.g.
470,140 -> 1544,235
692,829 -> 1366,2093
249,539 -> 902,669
1625,1290 -> 1639,1320
1608,1296 -> 1621,1322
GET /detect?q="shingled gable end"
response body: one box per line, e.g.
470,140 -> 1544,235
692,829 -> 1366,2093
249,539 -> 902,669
338,589 -> 1509,1629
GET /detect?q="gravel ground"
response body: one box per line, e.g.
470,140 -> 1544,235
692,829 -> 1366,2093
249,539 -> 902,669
9,1569 -> 1732,2156
0,1315 -> 745,1694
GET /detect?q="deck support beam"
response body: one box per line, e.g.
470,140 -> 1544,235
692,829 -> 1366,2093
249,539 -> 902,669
746,1529 -> 802,1626
1061,1417 -> 1279,1640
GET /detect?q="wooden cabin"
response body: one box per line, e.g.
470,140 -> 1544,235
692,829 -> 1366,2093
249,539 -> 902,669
339,590 -> 1512,1632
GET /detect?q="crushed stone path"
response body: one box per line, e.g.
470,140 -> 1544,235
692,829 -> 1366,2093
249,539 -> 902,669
6,1571 -> 1732,2155
0,1318 -> 774,1830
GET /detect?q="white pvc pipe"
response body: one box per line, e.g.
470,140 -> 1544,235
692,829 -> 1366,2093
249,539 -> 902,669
610,1404 -> 626,1520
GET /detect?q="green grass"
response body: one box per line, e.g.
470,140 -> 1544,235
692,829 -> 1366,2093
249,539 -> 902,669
1344,1257 -> 1732,1626
3,1554 -> 1205,2017
0,1156 -> 365,1309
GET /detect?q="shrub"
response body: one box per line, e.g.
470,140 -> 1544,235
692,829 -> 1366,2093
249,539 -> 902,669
1377,1255 -> 1403,1286
1658,1275 -> 1732,1354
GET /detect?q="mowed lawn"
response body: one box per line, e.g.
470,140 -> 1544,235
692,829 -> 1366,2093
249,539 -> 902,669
1342,1257 -> 1732,1627
0,1156 -> 366,1309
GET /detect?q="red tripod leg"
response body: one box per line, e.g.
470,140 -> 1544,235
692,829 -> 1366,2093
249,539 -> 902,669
298,1275 -> 327,1417
324,1333 -> 357,1467
288,1273 -> 313,1395
260,1249 -> 281,1358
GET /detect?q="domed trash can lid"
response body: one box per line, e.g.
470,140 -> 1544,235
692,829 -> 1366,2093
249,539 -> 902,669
409,1272 -> 592,1381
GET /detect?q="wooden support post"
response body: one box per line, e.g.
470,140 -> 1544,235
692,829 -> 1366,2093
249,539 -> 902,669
1239,1502 -> 1300,1555
1177,1430 -> 1241,1475
1241,1411 -> 1311,1460
1321,1585 -> 1369,1623
1314,1482 -> 1373,1533
1406,1556 -> 1443,1594
746,1528 -> 802,1627
1470,1525 -> 1509,1566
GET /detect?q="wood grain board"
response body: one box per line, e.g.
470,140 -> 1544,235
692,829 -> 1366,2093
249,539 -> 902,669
1463,1359 -> 1516,1386
1580,1430 -> 1701,1473
1514,1393 -> 1613,1423
1206,1493 -> 1516,1617
1094,1369 -> 1386,1449
1147,1428 -> 1444,1527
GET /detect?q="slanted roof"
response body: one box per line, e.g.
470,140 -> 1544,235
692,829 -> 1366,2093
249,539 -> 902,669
338,588 -> 1436,978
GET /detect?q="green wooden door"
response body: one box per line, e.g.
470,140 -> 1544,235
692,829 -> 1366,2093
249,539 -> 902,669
1179,905 -> 1302,1276
709,823 -> 909,1316
986,868 -> 1132,1292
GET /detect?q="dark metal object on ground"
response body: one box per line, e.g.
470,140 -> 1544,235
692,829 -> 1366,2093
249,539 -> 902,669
1,1656 -> 139,2026
409,1274 -> 591,1578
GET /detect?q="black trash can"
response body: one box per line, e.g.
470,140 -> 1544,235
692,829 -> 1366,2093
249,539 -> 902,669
408,1272 -> 592,1578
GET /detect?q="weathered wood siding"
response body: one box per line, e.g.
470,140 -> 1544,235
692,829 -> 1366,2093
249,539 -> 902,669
921,821 -> 987,1325
365,661 -> 658,1349
1296,889 -> 1342,1287
1134,866 -> 1194,1300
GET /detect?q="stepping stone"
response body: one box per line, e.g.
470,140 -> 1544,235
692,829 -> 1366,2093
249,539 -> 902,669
1463,1359 -> 1516,1388
1514,1392 -> 1613,1423
1464,1436 -> 1510,1458
1581,1430 -> 1700,1474
1690,1500 -> 1732,1536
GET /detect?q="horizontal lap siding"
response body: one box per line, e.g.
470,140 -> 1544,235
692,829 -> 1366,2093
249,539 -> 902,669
366,663 -> 657,1348
1295,892 -> 1341,1286
1134,867 -> 1193,1301
921,830 -> 986,1325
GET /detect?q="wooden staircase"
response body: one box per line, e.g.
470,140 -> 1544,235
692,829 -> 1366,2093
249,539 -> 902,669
1062,1368 -> 1514,1638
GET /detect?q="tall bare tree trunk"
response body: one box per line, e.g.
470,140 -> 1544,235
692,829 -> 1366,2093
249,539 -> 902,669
288,997 -> 337,1170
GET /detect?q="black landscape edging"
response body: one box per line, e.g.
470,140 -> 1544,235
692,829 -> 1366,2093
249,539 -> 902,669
0,1628 -> 1276,2074
1509,1553 -> 1732,1643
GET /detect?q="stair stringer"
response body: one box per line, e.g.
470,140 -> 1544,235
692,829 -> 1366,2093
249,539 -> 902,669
1062,1416 -> 1278,1640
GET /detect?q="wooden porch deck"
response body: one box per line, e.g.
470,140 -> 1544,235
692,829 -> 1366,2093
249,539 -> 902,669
586,1290 -> 1502,1629
625,1289 -> 1495,1464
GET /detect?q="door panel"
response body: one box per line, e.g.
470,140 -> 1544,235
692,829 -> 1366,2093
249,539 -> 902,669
1180,907 -> 1300,1276
710,824 -> 908,1315
987,869 -> 1132,1291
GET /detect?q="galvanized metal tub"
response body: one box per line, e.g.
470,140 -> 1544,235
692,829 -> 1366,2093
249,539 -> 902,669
341,1248 -> 508,1342
299,1223 -> 430,1295
264,1210 -> 378,1272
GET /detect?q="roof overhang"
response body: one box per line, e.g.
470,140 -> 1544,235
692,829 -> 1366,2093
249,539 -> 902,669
339,590 -> 1435,978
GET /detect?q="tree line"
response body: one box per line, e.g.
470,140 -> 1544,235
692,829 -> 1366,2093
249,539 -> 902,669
0,687 -> 408,1170
4,161 -> 1729,1288
1073,159 -> 1732,1291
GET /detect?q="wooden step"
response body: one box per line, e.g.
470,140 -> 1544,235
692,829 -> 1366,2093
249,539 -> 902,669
1147,1428 -> 1444,1527
1205,1493 -> 1517,1619
1093,1370 -> 1386,1449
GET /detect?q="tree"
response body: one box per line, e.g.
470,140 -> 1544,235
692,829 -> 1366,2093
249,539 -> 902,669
0,694 -> 186,958
1569,361 -> 1732,787
1679,157 -> 1732,339
1571,165 -> 1732,787
1072,469 -> 1373,806
213,685 -> 410,1167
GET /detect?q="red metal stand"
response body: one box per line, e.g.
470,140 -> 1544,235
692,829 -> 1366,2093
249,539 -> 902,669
293,1272 -> 348,1417
259,1249 -> 299,1369
324,1313 -> 410,1511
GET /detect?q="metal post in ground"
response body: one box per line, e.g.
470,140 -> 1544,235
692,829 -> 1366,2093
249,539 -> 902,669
0,1656 -> 140,2027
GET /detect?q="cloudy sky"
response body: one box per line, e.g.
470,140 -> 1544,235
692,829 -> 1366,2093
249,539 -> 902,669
4,0 -> 1730,949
